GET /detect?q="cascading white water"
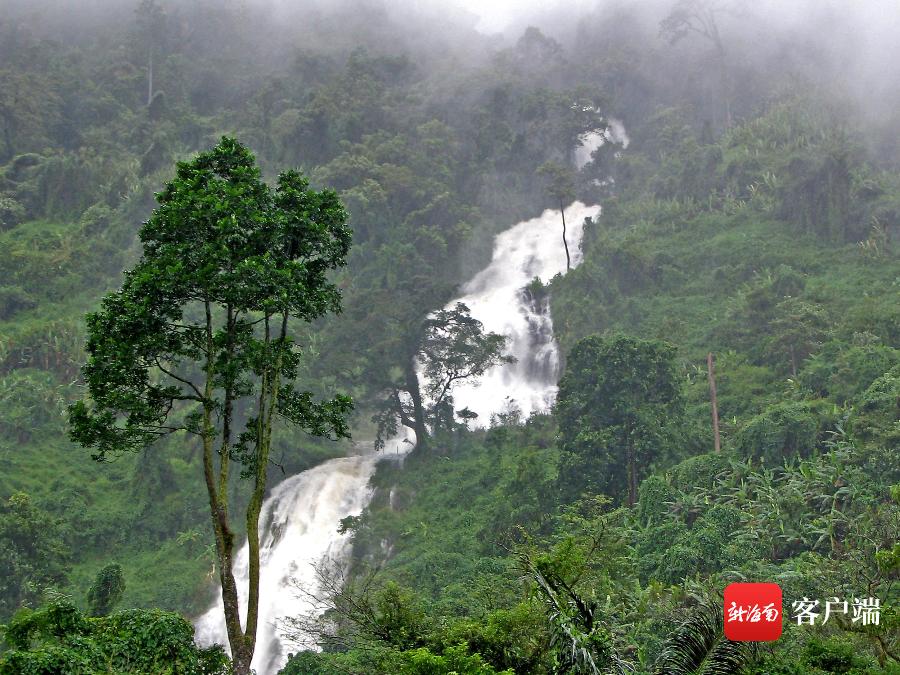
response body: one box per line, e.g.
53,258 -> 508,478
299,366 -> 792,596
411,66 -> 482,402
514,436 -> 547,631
574,117 -> 630,168
193,436 -> 411,675
439,201 -> 598,423
192,457 -> 375,675
195,198 -> 603,675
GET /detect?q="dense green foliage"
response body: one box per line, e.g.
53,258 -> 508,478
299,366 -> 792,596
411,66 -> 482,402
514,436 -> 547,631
0,599 -> 229,674
86,563 -> 126,618
0,494 -> 69,621
556,335 -> 683,505
1,0 -> 899,673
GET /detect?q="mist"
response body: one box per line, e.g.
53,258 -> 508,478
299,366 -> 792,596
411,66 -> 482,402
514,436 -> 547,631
5,0 -> 898,158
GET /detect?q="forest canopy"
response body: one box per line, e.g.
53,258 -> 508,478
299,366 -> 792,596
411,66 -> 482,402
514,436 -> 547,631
0,0 -> 898,674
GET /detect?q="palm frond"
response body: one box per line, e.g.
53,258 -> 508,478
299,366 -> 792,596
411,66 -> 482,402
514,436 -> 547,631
652,603 -> 756,675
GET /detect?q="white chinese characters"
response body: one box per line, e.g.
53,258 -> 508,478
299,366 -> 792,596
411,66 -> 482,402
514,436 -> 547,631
727,601 -> 781,623
790,597 -> 880,626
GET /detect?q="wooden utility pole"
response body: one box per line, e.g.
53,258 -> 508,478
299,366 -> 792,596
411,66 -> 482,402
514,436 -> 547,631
707,352 -> 721,453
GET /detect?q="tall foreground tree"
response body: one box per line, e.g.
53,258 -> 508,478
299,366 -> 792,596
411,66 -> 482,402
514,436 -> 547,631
68,138 -> 353,674
556,335 -> 682,506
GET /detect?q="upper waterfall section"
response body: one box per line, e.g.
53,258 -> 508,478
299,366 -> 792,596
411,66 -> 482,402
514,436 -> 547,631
439,201 -> 599,424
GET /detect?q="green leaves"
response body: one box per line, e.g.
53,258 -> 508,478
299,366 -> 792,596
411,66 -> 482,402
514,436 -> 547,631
733,401 -> 824,464
0,493 -> 70,622
556,334 -> 683,504
69,136 -> 353,465
86,563 -> 125,618
374,302 -> 512,449
277,389 -> 353,440
0,599 -> 230,675
518,534 -> 624,673
419,302 -> 514,407
651,602 -> 755,675
537,161 -> 576,204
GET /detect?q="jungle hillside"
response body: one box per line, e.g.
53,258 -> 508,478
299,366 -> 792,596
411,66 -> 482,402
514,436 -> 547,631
0,1 -> 898,674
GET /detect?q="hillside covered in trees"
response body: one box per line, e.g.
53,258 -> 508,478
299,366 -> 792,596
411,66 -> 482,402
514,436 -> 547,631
0,0 -> 898,673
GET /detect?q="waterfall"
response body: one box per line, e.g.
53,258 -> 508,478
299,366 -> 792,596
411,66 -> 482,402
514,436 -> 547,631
435,201 -> 598,423
195,200 -> 600,674
192,435 -> 411,675
574,117 -> 630,169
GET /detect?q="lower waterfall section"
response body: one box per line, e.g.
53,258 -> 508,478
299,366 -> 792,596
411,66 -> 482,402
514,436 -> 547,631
193,454 -> 382,675
195,201 -> 600,674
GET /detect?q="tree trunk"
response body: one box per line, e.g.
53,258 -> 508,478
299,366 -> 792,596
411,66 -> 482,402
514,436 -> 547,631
710,21 -> 731,129
707,352 -> 721,453
242,316 -> 269,671
147,49 -> 154,106
204,437 -> 243,668
626,424 -> 637,507
719,59 -> 731,129
231,643 -> 254,675
200,300 -> 249,673
405,363 -> 428,450
0,110 -> 14,161
559,199 -> 571,271
789,344 -> 797,377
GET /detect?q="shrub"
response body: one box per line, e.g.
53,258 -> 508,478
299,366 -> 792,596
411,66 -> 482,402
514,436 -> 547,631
0,600 -> 230,675
735,401 -> 828,463
850,365 -> 900,447
0,196 -> 25,230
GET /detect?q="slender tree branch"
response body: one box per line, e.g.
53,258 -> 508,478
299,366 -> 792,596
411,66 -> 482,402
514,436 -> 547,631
154,358 -> 204,399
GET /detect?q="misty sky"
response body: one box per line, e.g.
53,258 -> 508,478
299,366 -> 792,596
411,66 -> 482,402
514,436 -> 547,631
452,0 -> 597,32
451,0 -> 900,42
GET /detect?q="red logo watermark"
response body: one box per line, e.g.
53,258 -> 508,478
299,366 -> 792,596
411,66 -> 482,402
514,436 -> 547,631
724,583 -> 783,642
